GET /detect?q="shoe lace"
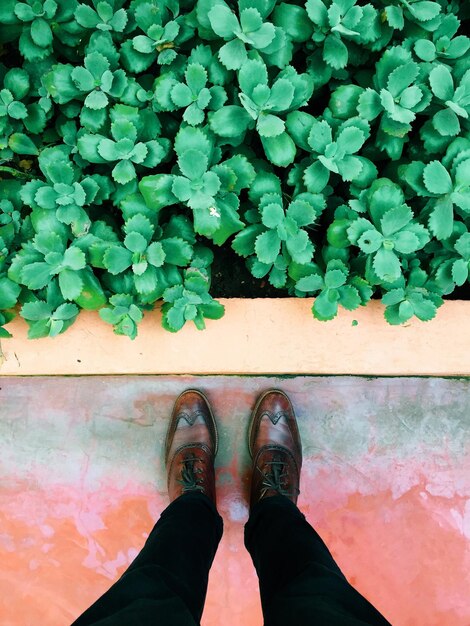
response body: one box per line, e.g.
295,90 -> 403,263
258,452 -> 300,499
177,455 -> 205,494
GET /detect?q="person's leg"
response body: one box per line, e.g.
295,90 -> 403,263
73,492 -> 223,626
245,495 -> 391,625
72,390 -> 222,626
245,390 -> 392,626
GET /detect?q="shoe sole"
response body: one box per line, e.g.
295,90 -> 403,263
164,389 -> 219,466
247,388 -> 300,460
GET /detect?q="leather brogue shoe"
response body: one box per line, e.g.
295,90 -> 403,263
165,390 -> 218,505
248,389 -> 302,509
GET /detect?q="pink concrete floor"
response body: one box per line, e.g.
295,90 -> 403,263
1,376 -> 470,626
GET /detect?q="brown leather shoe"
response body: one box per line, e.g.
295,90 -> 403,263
165,389 -> 218,505
248,389 -> 302,509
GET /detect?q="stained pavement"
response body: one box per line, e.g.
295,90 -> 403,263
1,375 -> 470,626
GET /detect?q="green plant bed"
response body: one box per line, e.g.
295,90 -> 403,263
0,0 -> 469,340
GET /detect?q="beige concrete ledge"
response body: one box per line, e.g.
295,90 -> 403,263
0,299 -> 469,376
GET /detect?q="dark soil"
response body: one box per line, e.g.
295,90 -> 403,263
209,241 -> 289,298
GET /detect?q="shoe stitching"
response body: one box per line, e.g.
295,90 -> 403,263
259,410 -> 290,425
175,409 -> 208,426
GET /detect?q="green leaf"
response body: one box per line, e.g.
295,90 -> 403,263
408,1 -> 441,22
125,214 -> 154,241
208,5 -> 239,38
8,101 -> 28,119
84,90 -> 108,110
255,229 -> 281,264
414,39 -> 436,62
85,51 -> 110,78
392,230 -> 420,254
210,105 -> 252,137
373,248 -> 402,281
139,174 -> 178,211
428,196 -> 453,240
399,86 -> 422,109
452,259 -> 468,286
385,5 -> 404,29
338,156 -> 363,181
446,36 -> 470,59
240,8 -> 266,40
382,288 -> 405,307
308,120 -> 332,154
407,293 -> 436,321
103,245 -> 133,274
59,269 -> 84,300
14,2 -> 35,21
97,138 -> 119,161
171,82 -> 193,107
147,241 -> 166,267
262,202 -> 284,228
112,160 -> 136,184
257,113 -> 285,137
455,233 -> 470,259
273,3 -> 313,42
34,231 -> 64,255
336,127 -> 365,155
63,247 -> 86,270
325,268 -> 347,289
358,229 -> 382,253
357,88 -> 382,121
223,154 -> 256,191
54,303 -> 79,320
172,176 -> 192,203
323,34 -> 348,70
182,103 -> 204,126
74,270 -> 106,310
200,300 -> 225,320
0,277 -> 21,309
239,59 -> 268,95
423,161 -> 452,195
287,199 -> 316,227
218,38 -> 247,70
232,224 -> 264,257
165,304 -> 186,331
387,62 -> 419,97
125,231 -> 147,253
34,185 -> 56,209
296,273 -> 323,292
380,205 -> 413,236
21,301 -> 52,321
432,108 -> 460,137
76,4 -> 100,28
312,291 -> 339,321
134,265 -> 157,294
71,66 -> 94,92
303,160 -> 330,193
30,18 -> 52,48
161,238 -> 192,266
186,63 -> 207,93
8,133 -> 38,155
339,285 -> 361,311
178,149 -> 208,180
261,132 -> 296,167
252,22 -> 278,49
21,262 -> 52,289
306,0 -> 328,25
429,65 -> 454,101
133,35 -> 155,54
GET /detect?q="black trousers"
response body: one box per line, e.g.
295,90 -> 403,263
71,493 -> 392,626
